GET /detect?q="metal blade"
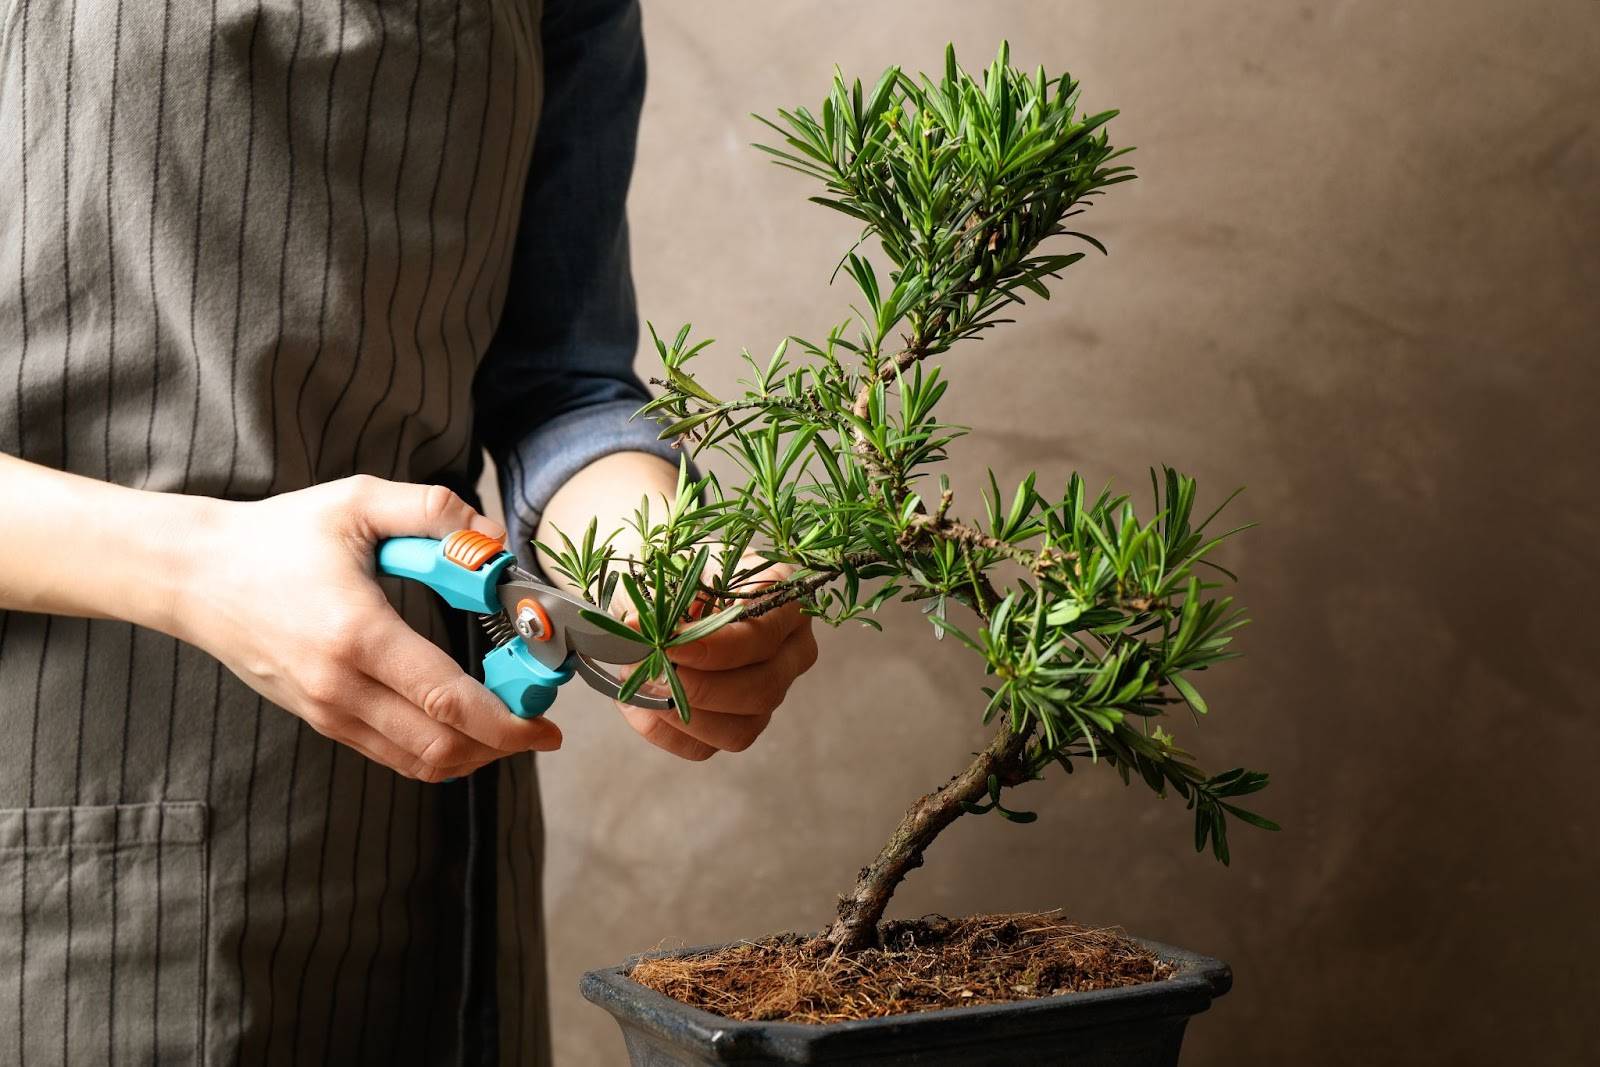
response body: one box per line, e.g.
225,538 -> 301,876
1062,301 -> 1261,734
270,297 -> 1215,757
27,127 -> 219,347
572,654 -> 672,711
496,569 -> 650,669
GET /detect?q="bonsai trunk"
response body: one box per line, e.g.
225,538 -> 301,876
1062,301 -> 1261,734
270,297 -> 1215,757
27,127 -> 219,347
822,342 -> 1035,953
825,720 -> 1032,952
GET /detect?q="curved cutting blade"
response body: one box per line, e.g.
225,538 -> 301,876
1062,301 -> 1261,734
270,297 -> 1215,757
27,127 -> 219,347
495,567 -> 650,671
572,654 -> 672,711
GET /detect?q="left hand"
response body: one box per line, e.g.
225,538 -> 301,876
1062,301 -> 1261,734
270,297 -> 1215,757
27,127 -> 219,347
614,561 -> 818,760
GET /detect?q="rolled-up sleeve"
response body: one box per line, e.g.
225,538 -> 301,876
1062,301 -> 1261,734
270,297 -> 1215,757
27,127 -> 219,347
473,0 -> 678,553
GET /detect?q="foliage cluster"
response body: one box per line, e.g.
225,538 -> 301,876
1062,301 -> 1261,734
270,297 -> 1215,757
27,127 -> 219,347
540,44 -> 1275,866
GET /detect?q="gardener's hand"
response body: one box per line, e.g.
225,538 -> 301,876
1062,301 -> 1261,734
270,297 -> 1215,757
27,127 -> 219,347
174,476 -> 562,780
616,561 -> 819,761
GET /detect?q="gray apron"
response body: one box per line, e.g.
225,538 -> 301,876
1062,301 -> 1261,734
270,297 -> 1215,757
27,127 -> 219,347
0,1 -> 549,1062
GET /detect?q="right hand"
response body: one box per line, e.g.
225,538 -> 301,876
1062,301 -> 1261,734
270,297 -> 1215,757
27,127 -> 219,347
170,475 -> 562,780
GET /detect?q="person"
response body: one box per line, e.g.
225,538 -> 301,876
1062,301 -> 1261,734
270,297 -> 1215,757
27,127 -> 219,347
0,0 -> 818,1062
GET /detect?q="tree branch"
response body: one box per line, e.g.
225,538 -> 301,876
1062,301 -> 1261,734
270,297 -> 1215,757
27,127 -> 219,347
733,551 -> 882,619
903,512 -> 1077,576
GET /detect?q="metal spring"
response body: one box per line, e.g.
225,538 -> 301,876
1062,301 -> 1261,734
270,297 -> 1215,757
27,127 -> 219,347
479,564 -> 542,650
479,613 -> 516,648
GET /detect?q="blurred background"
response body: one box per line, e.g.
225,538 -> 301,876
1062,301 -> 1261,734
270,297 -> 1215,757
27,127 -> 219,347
497,2 -> 1599,1063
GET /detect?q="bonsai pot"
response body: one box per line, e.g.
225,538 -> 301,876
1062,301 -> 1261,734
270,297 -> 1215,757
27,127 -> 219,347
581,936 -> 1232,1066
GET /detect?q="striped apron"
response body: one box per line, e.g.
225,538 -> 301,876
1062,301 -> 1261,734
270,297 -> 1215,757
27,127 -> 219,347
0,1 -> 551,1062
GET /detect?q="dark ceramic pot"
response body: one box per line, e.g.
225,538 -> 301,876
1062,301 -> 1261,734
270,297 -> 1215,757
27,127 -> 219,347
581,937 -> 1231,1066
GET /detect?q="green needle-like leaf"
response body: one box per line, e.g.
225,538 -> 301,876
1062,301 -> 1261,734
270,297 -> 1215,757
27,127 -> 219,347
664,661 -> 693,723
617,654 -> 661,705
578,608 -> 651,645
1169,673 -> 1208,715
665,603 -> 745,648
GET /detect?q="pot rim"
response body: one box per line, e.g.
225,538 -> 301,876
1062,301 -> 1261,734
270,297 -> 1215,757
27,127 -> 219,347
580,933 -> 1232,1061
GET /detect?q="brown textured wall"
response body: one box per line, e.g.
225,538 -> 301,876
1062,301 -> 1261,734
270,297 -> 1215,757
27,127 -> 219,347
520,3 -> 1600,1063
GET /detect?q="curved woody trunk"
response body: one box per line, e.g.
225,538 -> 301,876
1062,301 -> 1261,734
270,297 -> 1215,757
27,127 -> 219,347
826,722 -> 1032,952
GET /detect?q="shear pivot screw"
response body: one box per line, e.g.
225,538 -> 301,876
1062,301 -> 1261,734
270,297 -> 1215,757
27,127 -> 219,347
514,599 -> 549,641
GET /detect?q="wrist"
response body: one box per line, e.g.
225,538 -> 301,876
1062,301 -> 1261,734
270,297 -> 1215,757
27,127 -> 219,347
120,488 -> 230,640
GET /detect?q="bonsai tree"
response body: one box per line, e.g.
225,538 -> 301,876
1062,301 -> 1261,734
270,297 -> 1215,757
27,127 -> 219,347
543,43 -> 1276,955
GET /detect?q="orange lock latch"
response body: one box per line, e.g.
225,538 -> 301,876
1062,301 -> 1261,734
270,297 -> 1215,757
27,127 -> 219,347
441,529 -> 505,571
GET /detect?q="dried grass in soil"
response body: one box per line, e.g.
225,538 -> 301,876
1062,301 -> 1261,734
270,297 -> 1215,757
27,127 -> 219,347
628,912 -> 1173,1024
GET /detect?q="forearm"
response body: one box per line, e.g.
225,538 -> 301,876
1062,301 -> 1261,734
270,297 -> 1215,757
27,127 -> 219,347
533,450 -> 679,597
0,452 -> 214,634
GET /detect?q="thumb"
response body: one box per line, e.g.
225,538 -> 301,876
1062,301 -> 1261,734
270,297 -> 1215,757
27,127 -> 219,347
350,478 -> 506,543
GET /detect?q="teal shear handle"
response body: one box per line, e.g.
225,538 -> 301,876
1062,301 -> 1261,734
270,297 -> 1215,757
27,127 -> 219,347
377,534 -> 575,718
376,535 -> 511,613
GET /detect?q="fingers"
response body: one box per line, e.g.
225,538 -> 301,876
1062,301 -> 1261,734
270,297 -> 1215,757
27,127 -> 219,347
346,607 -> 563,754
306,671 -> 564,780
615,621 -> 816,759
616,703 -> 719,762
341,675 -> 505,766
646,706 -> 773,753
670,625 -> 818,716
666,599 -> 806,670
322,712 -> 496,783
299,656 -> 557,777
346,476 -> 505,542
313,591 -> 563,751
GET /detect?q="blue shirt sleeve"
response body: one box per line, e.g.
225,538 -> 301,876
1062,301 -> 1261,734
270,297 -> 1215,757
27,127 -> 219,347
473,0 -> 680,556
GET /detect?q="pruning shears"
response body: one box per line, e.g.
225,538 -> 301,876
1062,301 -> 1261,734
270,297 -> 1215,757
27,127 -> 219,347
377,530 -> 671,718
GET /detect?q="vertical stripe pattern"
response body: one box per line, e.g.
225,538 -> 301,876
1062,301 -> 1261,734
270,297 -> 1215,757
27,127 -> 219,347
0,1 -> 548,1062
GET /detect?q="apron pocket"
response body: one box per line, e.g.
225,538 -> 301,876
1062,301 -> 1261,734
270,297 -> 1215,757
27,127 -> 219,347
0,801 -> 210,1064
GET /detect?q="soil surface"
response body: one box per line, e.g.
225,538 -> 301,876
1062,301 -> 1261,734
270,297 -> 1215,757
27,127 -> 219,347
627,912 -> 1173,1024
